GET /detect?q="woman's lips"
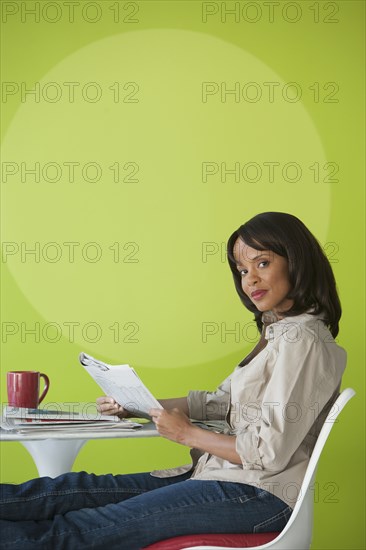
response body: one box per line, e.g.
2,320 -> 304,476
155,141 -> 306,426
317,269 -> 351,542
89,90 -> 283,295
251,290 -> 268,300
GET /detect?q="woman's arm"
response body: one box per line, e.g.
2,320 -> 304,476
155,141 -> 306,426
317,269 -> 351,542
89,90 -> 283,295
158,397 -> 189,415
150,407 -> 241,464
96,396 -> 189,418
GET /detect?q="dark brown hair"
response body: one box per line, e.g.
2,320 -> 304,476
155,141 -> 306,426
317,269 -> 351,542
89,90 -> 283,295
227,212 -> 342,337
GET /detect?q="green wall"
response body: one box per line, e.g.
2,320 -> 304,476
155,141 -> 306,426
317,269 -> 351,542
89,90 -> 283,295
0,1 -> 364,548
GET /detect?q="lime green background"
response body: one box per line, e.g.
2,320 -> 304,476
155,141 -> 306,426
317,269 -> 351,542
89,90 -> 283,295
0,1 -> 364,549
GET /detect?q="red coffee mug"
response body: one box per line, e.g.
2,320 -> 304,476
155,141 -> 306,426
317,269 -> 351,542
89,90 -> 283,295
7,371 -> 50,409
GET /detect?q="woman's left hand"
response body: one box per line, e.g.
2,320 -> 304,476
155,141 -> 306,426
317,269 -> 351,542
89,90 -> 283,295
150,408 -> 241,464
149,408 -> 194,445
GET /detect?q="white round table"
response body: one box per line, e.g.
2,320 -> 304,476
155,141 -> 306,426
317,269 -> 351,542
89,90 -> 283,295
0,423 -> 159,477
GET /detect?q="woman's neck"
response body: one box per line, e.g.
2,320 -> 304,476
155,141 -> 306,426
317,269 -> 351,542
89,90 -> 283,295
261,310 -> 281,324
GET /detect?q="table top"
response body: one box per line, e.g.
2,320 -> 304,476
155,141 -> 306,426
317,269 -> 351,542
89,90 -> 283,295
0,422 -> 159,442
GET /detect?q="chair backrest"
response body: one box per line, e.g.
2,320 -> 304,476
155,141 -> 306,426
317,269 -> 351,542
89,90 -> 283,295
184,388 -> 356,550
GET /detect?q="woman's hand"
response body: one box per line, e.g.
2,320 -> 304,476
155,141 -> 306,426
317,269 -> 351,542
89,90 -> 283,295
96,396 -> 130,419
149,408 -> 194,445
150,407 -> 242,465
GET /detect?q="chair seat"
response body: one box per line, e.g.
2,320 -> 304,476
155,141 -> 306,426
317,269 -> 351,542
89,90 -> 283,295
143,531 -> 279,549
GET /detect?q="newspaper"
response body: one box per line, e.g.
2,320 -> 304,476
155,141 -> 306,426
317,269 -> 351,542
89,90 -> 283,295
79,352 -> 163,417
0,417 -> 142,433
1,405 -> 143,432
2,405 -> 119,422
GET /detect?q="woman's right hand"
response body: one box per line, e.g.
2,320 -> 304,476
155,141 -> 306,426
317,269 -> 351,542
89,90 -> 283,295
96,396 -> 130,419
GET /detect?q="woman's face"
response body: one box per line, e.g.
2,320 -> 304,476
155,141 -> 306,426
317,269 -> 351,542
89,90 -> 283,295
233,238 -> 293,316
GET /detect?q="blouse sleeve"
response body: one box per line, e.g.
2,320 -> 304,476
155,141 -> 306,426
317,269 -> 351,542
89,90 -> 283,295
235,325 -> 346,471
187,372 -> 233,420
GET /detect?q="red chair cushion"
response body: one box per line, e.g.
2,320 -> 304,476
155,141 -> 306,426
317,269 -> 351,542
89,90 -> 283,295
143,531 -> 280,549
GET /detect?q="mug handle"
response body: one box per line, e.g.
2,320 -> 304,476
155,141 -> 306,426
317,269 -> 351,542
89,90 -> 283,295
38,373 -> 50,404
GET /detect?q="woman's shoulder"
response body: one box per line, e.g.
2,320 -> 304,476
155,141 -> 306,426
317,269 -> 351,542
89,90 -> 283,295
266,311 -> 321,336
267,312 -> 344,351
267,312 -> 347,374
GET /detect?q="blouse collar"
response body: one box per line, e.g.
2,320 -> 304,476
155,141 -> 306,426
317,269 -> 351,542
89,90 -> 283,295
261,310 -> 326,342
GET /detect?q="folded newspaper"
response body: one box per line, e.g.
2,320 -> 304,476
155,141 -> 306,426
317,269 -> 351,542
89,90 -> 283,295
79,352 -> 163,418
3,406 -> 119,422
1,405 -> 142,432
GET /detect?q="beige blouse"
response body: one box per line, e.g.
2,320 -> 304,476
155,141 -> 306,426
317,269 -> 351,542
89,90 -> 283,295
186,313 -> 347,508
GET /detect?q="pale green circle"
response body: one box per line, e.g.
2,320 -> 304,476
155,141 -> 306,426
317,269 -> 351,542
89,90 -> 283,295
2,29 -> 329,367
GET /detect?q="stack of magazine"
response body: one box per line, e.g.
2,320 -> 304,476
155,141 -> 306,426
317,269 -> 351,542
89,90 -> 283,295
1,406 -> 143,433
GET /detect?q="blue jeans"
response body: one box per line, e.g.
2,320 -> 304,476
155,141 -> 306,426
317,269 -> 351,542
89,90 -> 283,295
0,471 -> 292,549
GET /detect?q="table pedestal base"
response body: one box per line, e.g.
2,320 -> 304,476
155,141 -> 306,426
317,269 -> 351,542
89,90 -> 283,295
21,439 -> 86,478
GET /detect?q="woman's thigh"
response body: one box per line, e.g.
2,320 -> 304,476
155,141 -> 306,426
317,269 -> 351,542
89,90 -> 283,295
0,477 -> 292,550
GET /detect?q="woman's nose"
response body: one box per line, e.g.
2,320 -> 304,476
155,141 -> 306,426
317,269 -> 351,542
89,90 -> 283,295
243,270 -> 259,286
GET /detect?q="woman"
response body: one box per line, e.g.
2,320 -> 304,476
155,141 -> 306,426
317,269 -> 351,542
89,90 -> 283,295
0,212 -> 347,549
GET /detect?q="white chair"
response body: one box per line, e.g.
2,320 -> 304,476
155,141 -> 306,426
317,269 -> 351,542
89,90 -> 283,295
145,388 -> 356,550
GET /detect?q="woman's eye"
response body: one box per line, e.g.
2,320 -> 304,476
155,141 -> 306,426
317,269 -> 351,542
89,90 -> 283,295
259,261 -> 269,268
239,269 -> 247,276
